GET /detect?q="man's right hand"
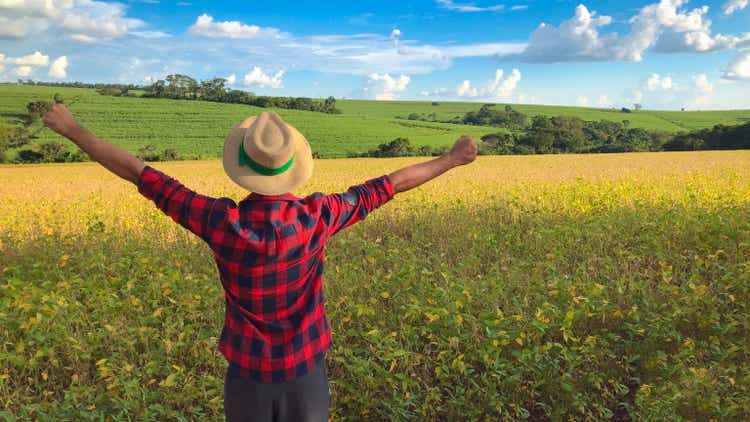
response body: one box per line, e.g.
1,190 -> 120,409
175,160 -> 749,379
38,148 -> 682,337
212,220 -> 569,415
448,135 -> 478,166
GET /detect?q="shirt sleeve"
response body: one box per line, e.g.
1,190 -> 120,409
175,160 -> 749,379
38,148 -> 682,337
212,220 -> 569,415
137,165 -> 222,242
320,174 -> 395,237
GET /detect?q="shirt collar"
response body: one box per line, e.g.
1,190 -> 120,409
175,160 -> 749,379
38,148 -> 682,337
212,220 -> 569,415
244,192 -> 300,202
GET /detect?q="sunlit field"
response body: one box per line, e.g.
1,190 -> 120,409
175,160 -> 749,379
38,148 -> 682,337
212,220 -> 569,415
2,152 -> 749,420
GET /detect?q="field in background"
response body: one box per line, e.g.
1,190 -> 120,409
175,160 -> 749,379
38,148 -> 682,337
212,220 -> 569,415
0,85 -> 499,159
1,152 -> 749,420
336,99 -> 750,131
2,85 -> 750,160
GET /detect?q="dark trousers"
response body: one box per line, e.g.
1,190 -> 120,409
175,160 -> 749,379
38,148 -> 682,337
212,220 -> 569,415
224,360 -> 330,422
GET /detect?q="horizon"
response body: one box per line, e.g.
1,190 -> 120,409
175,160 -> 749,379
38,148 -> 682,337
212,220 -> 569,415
1,1 -> 749,110
7,81 -> 750,113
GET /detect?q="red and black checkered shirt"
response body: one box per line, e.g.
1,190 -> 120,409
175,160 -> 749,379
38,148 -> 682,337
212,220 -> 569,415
138,165 -> 395,382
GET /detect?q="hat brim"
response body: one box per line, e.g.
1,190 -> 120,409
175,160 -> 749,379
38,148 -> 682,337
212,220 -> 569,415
223,116 -> 313,195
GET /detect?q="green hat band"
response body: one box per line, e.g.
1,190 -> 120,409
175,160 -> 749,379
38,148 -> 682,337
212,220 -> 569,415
238,142 -> 294,176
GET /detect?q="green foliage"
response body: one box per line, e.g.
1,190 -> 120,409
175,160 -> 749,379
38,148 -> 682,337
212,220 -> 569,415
13,142 -> 88,163
664,122 -> 750,151
137,144 -> 182,162
142,74 -> 342,114
38,142 -> 70,163
26,100 -> 52,122
479,133 -> 516,155
96,86 -> 131,97
462,104 -> 527,130
0,127 -> 31,150
364,138 -> 416,157
336,99 -> 750,133
15,149 -> 44,163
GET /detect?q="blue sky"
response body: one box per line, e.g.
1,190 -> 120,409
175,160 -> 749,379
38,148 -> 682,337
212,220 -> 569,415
1,0 -> 749,109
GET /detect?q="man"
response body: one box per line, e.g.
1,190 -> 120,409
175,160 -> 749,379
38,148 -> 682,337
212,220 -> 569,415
43,104 -> 477,421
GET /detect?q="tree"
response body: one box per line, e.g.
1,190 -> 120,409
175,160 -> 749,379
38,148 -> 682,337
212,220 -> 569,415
480,133 -> 516,154
662,133 -> 704,151
38,141 -> 70,162
15,149 -> 44,163
165,74 -> 197,99
367,138 -> 416,157
146,79 -> 166,97
0,127 -> 31,150
323,96 -> 337,113
26,101 -> 52,123
199,78 -> 227,101
137,144 -> 161,161
633,103 -> 642,111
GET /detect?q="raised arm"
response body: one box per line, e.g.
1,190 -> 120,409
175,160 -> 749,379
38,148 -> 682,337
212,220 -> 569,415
43,104 -> 145,184
387,135 -> 477,194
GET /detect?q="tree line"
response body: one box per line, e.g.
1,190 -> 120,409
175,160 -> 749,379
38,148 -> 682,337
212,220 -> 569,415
141,75 -> 340,114
398,104 -> 750,155
17,77 -> 342,114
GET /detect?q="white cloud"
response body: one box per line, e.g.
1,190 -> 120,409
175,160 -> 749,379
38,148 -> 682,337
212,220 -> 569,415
692,73 -> 713,93
0,0 -> 150,42
189,14 -> 281,39
597,95 -> 611,107
49,56 -> 68,79
517,4 -> 615,62
456,80 -> 479,97
487,68 -> 521,97
243,66 -> 284,88
0,16 -> 47,38
420,87 -> 449,96
723,50 -> 750,80
365,73 -> 410,100
224,74 -> 236,85
15,66 -> 32,77
0,0 -> 73,17
456,67 -> 521,99
61,1 -> 143,43
576,96 -> 590,106
271,34 -> 525,75
391,28 -> 401,47
131,30 -> 171,38
624,73 -> 720,110
8,51 -> 49,66
513,1 -> 750,63
646,73 -> 674,91
626,89 -> 645,105
723,0 -> 748,14
0,51 -> 54,79
516,92 -> 540,104
686,74 -> 714,108
436,0 -> 505,12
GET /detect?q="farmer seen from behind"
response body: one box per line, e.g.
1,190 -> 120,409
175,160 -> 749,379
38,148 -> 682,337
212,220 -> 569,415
43,103 -> 477,422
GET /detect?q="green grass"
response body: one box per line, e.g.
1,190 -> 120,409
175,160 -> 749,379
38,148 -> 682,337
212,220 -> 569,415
2,84 -> 749,161
336,99 -> 750,132
0,85 -> 499,159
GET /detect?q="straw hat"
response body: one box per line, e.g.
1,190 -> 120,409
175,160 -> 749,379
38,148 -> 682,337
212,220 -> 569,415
223,112 -> 313,195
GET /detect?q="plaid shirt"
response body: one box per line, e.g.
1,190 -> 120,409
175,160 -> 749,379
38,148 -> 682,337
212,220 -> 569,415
137,165 -> 395,382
